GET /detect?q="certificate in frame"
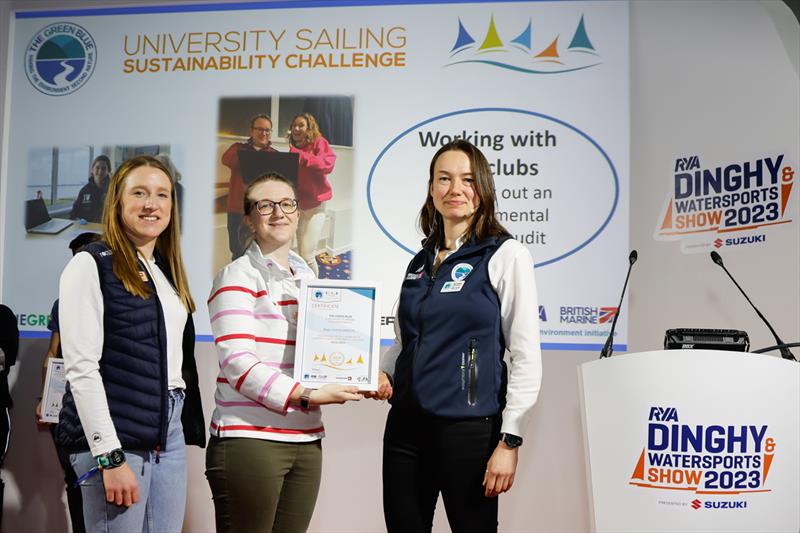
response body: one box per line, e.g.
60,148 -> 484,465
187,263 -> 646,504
40,357 -> 66,423
294,279 -> 381,391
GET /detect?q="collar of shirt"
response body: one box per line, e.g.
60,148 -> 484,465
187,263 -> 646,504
245,241 -> 313,280
434,234 -> 467,262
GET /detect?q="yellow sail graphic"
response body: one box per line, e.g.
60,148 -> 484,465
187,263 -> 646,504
478,16 -> 503,51
357,355 -> 364,364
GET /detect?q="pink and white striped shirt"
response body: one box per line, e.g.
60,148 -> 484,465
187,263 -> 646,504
208,242 -> 324,442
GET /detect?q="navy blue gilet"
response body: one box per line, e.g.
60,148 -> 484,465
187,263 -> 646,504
390,235 -> 510,418
56,241 -> 178,452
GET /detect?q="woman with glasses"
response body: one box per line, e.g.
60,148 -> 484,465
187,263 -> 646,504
205,171 -> 362,533
287,113 -> 336,275
222,113 -> 278,260
56,155 -> 205,531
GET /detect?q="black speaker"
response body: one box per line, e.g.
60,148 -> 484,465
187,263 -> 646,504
664,328 -> 749,352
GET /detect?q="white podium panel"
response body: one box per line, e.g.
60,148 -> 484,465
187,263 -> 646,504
579,350 -> 799,532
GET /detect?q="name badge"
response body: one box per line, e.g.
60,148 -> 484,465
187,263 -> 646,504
440,281 -> 464,293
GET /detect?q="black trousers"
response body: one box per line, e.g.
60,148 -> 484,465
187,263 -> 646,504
382,406 -> 501,533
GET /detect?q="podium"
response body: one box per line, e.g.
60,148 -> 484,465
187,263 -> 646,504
578,350 -> 799,532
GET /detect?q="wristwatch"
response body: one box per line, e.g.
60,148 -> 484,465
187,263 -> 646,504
95,448 -> 126,469
299,388 -> 313,409
500,433 -> 523,449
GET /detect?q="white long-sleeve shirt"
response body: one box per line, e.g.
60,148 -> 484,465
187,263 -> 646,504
380,238 -> 543,437
59,251 -> 186,456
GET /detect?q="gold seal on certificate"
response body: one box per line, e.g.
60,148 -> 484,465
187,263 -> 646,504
294,279 -> 381,391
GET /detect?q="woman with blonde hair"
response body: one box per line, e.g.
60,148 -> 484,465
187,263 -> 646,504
56,155 -> 205,531
287,112 -> 337,275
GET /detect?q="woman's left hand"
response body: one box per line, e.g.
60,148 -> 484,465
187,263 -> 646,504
363,372 -> 393,401
482,443 -> 518,497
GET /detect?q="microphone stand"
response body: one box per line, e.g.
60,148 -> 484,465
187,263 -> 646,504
710,252 -> 797,362
599,250 -> 637,359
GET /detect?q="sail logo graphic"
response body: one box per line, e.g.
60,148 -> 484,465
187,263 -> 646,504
629,407 -> 777,497
25,22 -> 96,96
445,14 -> 601,74
654,154 -> 795,248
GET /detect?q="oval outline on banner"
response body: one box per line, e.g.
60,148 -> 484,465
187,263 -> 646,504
366,107 -> 620,268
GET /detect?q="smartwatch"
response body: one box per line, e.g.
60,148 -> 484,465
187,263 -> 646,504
96,448 -> 126,469
500,433 -> 523,449
299,388 -> 313,409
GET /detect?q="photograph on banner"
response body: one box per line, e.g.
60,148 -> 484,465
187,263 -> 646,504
25,144 -> 183,237
214,95 -> 354,280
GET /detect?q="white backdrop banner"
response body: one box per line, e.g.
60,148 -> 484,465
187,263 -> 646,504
2,0 -> 630,350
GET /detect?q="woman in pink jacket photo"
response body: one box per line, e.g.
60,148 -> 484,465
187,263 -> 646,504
287,113 -> 336,275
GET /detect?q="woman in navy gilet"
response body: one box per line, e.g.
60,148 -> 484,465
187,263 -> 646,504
57,155 -> 205,532
378,140 -> 543,533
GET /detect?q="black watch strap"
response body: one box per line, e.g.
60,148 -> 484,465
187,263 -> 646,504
501,433 -> 523,449
299,388 -> 313,409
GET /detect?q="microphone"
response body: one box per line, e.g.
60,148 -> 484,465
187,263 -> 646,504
709,251 -> 796,361
599,250 -> 637,359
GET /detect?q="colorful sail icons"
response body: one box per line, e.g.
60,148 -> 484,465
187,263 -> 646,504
446,14 -> 601,74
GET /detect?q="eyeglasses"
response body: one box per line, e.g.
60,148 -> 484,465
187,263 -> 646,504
252,127 -> 272,135
252,198 -> 298,215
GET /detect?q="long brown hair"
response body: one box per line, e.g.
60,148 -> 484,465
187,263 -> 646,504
102,155 -> 195,313
287,112 -> 321,147
419,140 -> 509,248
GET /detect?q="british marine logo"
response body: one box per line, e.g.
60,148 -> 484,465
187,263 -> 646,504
25,22 -> 96,96
654,154 -> 795,252
445,14 -> 601,74
630,406 -> 776,509
598,307 -> 618,324
559,306 -> 616,324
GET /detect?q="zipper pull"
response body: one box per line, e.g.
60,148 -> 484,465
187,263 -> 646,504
468,338 -> 478,407
460,352 -> 466,391
154,445 -> 161,464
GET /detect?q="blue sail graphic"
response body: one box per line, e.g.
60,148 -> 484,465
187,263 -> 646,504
510,20 -> 532,50
450,18 -> 476,53
568,14 -> 595,50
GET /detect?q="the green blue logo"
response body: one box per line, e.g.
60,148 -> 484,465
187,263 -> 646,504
451,263 -> 473,281
25,22 -> 96,96
446,14 -> 600,74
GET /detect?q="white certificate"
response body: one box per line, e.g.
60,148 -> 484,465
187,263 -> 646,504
40,357 -> 66,423
294,279 -> 381,391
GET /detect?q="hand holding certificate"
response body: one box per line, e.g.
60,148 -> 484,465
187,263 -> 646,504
40,357 -> 67,423
294,279 -> 381,391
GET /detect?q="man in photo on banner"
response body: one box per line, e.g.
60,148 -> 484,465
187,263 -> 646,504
221,114 -> 277,260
